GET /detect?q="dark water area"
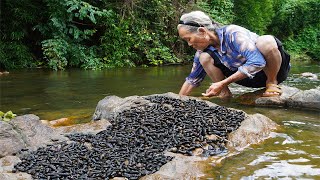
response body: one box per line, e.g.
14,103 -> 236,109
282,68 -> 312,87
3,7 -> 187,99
1,61 -> 320,179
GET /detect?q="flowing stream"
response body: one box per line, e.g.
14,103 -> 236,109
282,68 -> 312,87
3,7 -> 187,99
1,61 -> 319,179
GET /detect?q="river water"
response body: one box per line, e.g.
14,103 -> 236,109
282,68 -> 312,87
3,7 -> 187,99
0,61 -> 319,179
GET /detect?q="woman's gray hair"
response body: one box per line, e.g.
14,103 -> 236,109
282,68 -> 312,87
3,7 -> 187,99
177,11 -> 220,32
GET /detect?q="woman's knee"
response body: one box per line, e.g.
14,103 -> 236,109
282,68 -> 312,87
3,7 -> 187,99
256,35 -> 278,55
199,53 -> 214,66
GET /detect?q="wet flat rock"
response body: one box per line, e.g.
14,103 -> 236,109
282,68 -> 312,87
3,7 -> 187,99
237,86 -> 320,111
1,93 -> 278,179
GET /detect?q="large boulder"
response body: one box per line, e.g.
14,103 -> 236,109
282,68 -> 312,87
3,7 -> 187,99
9,115 -> 66,150
238,86 -> 320,110
91,92 -> 278,179
0,114 -> 67,157
0,114 -> 111,158
0,93 -> 278,179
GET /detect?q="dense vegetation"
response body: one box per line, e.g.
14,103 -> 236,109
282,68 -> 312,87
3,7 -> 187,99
1,0 -> 319,70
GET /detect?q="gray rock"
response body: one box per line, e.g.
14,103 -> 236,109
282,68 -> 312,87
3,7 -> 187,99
301,72 -> 318,80
141,152 -> 205,180
227,113 -> 278,151
93,95 -> 150,121
9,114 -> 66,152
0,173 -> 32,180
92,93 -> 278,179
0,156 -> 32,180
0,114 -> 69,157
239,86 -> 320,110
0,121 -> 25,158
287,87 -> 320,110
0,156 -> 21,173
0,113 -> 112,158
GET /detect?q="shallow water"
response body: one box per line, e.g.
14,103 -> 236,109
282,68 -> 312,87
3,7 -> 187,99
0,61 -> 319,179
203,108 -> 320,179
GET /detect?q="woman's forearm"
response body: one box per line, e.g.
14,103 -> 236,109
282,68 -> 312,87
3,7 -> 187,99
179,81 -> 194,96
221,71 -> 247,86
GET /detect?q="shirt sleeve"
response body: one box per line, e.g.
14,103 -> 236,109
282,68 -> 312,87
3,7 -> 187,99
231,31 -> 266,79
186,51 -> 207,87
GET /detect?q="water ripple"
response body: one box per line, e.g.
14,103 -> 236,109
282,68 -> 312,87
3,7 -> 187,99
245,161 -> 320,179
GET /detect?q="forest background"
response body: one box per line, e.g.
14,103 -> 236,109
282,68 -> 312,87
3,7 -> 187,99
0,0 -> 319,70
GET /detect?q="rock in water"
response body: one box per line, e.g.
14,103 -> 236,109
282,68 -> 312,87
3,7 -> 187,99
14,95 -> 246,179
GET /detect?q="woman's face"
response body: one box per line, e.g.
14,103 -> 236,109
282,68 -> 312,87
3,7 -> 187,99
178,27 -> 210,51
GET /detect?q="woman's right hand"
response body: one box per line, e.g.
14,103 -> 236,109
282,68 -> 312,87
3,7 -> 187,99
201,82 -> 224,97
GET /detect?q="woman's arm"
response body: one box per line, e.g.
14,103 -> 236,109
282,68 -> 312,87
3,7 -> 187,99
202,71 -> 247,97
179,81 -> 195,96
179,51 -> 207,96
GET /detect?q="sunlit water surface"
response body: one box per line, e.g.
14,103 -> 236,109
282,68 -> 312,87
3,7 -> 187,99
1,61 -> 319,179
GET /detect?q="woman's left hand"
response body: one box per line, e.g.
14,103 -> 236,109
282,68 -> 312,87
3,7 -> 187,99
202,82 -> 225,97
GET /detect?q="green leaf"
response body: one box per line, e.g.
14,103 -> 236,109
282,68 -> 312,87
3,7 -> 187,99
0,111 -> 16,122
67,5 -> 79,13
0,111 -> 4,117
89,12 -> 96,24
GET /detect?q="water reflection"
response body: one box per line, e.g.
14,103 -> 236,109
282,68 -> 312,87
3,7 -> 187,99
247,161 -> 320,179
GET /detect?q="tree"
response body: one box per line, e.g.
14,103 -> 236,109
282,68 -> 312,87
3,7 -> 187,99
0,0 -> 44,69
233,0 -> 274,34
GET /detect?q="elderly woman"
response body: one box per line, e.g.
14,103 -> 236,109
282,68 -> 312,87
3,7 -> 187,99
178,11 -> 290,98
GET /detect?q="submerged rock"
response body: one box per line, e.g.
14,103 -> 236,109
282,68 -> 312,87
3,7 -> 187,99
301,72 -> 318,80
0,71 -> 9,76
1,93 -> 277,179
237,86 -> 320,111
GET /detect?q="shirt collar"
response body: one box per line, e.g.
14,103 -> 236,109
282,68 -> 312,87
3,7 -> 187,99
215,26 -> 227,54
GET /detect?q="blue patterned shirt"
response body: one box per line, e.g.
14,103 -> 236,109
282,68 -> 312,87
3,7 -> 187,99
186,25 -> 266,86
215,25 -> 266,78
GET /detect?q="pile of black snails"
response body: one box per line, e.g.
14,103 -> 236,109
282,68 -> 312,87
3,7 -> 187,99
14,96 -> 246,179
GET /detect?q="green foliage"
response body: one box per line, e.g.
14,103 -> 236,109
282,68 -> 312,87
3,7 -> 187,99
70,45 -> 105,70
41,37 -> 105,70
233,0 -> 274,34
269,0 -> 320,61
100,21 -> 137,68
0,41 -> 34,69
1,0 -> 319,69
285,25 -> 320,61
0,0 -> 42,69
0,111 -> 17,122
35,0 -> 113,70
269,0 -> 320,39
100,0 -> 180,67
101,23 -> 179,68
197,0 -> 235,25
42,38 -> 69,70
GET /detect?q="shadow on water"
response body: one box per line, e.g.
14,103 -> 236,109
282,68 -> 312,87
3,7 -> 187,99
0,61 -> 319,179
